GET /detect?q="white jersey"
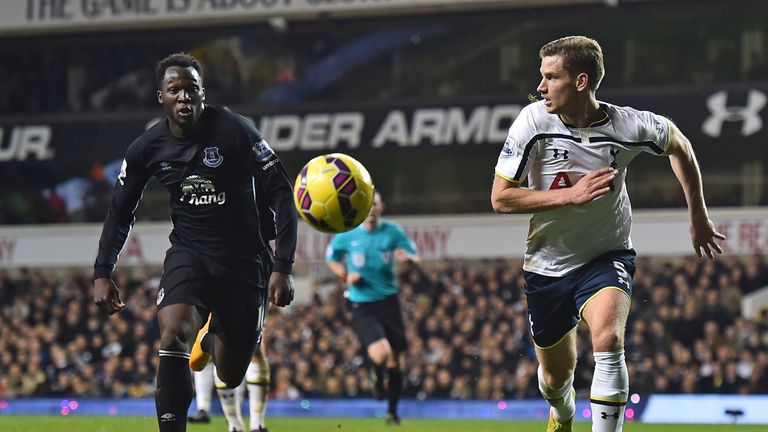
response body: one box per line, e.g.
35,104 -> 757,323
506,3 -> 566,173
495,100 -> 670,276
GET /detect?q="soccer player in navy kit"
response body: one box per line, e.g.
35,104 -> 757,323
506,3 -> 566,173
491,37 -> 725,432
93,53 -> 297,432
325,192 -> 419,425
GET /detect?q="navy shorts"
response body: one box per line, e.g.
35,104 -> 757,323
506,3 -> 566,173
350,294 -> 408,353
524,249 -> 636,348
158,246 -> 272,351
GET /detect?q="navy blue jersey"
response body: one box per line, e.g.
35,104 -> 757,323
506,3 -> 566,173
94,105 -> 297,279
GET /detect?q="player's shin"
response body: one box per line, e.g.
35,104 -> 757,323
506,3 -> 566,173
387,367 -> 403,417
193,364 -> 214,413
215,365 -> 246,432
538,365 -> 575,422
590,350 -> 628,432
156,353 -> 193,432
246,357 -> 270,431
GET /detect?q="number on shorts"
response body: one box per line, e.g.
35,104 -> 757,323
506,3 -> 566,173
613,260 -> 629,287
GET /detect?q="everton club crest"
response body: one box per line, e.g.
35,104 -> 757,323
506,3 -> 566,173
202,147 -> 223,168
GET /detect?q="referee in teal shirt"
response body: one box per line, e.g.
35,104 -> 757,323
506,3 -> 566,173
326,192 -> 419,425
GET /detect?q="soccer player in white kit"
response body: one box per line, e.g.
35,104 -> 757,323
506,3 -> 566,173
491,36 -> 725,432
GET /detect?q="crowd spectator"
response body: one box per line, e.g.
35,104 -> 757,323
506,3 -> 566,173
0,255 -> 767,401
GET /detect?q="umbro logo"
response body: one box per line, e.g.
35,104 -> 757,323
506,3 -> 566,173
160,162 -> 171,170
160,413 -> 176,422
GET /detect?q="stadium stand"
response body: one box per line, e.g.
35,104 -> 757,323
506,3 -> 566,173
1,255 -> 766,400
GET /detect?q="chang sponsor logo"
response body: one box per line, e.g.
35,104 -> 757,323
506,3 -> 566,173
180,175 -> 226,206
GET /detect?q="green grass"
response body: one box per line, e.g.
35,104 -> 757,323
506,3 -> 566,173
0,416 -> 764,432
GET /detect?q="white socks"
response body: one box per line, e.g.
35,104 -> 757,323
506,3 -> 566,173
246,356 -> 270,431
538,365 -> 575,422
193,363 -> 214,413
590,350 -> 628,432
214,365 -> 246,432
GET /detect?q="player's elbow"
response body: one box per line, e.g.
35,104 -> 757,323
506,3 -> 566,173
491,195 -> 511,214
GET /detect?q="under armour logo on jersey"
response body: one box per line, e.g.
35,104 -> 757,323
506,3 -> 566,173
702,90 -> 766,137
552,148 -> 569,159
600,411 -> 620,420
202,147 -> 223,167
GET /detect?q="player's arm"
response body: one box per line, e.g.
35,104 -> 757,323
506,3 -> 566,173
326,260 -> 348,281
324,239 -> 360,284
251,146 -> 297,274
491,169 -> 615,214
394,226 -> 420,265
664,121 -> 725,258
253,144 -> 297,306
94,142 -> 149,315
491,104 -> 615,214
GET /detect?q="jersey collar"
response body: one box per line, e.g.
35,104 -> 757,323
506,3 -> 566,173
559,103 -> 610,128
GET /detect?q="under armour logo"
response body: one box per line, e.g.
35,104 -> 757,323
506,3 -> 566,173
552,148 -> 569,159
600,411 -> 620,420
702,90 -> 766,137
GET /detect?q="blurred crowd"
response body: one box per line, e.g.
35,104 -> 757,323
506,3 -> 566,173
1,255 -> 767,401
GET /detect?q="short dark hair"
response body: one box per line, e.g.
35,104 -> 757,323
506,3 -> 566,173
539,36 -> 604,91
155,52 -> 203,87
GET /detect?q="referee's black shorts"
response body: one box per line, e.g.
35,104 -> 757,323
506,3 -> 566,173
158,246 -> 272,352
350,294 -> 407,353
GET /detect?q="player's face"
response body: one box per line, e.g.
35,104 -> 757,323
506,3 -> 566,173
365,193 -> 383,226
157,66 -> 205,137
536,55 -> 578,115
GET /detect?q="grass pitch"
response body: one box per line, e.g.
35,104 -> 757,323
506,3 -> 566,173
0,416 -> 763,431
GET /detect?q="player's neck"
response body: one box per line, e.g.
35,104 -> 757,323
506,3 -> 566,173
363,219 -> 379,231
560,97 -> 601,128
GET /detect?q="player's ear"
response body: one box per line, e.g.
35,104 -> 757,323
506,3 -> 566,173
201,87 -> 206,101
157,90 -> 162,104
576,72 -> 590,92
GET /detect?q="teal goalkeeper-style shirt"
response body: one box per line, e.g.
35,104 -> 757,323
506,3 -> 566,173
325,219 -> 418,303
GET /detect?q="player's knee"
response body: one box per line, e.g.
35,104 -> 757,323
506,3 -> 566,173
592,327 -> 623,352
541,367 -> 573,390
216,369 -> 245,389
159,323 -> 196,352
367,342 -> 391,365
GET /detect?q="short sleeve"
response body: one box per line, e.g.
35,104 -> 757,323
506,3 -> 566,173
325,235 -> 347,263
394,224 -> 418,256
637,111 -> 671,156
494,104 -> 537,183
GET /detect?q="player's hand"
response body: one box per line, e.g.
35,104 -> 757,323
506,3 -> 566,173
690,217 -> 726,259
269,272 -> 294,307
569,168 -> 616,205
346,272 -> 362,285
394,248 -> 411,263
94,278 -> 126,315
